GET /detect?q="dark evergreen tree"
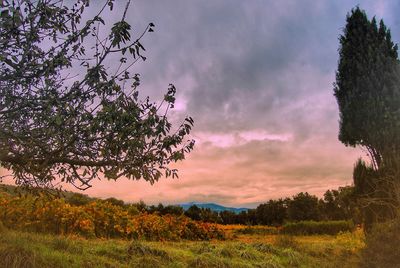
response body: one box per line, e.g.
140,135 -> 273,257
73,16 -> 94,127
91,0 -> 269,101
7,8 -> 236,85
334,7 -> 400,169
335,7 -> 400,227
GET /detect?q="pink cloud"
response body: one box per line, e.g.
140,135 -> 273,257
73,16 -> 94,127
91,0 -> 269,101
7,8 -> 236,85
194,130 -> 292,148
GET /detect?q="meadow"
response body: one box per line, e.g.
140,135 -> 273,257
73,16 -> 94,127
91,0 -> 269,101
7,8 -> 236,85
0,221 -> 364,268
0,186 -> 366,267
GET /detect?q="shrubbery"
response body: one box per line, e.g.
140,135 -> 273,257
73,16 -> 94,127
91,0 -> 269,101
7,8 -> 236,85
129,213 -> 224,241
282,220 -> 355,235
0,193 -> 225,241
360,218 -> 400,268
234,225 -> 279,235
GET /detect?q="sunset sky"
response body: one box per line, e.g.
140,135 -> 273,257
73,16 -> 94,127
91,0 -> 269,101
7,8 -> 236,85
2,0 -> 400,207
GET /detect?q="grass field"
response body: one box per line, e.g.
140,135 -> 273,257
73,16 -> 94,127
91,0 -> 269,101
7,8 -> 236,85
0,224 -> 364,268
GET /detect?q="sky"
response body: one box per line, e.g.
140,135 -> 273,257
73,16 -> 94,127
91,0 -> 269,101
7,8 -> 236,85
2,0 -> 400,207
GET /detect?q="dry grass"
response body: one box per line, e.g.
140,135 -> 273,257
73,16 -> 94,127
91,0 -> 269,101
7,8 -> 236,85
0,220 -> 365,268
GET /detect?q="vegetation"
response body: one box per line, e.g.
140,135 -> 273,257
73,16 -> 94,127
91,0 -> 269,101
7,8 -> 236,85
334,7 -> 400,265
255,199 -> 287,226
334,6 -> 400,170
335,7 -> 400,227
0,184 -> 362,234
0,185 -> 366,266
0,187 -> 224,241
181,187 -> 359,226
360,216 -> 400,268
0,224 -> 364,268
0,185 -> 364,239
232,225 -> 280,236
287,192 -> 320,221
0,0 -> 194,189
2,3 -> 398,266
282,220 -> 355,235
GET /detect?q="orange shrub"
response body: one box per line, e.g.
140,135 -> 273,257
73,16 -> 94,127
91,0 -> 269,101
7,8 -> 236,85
84,201 -> 132,238
0,193 -> 225,241
130,213 -> 225,241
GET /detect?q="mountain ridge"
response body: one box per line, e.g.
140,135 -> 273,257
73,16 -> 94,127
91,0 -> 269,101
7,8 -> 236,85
178,202 -> 249,214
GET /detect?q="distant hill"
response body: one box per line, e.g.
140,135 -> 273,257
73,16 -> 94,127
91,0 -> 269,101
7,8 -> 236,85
178,202 -> 249,214
0,184 -> 250,214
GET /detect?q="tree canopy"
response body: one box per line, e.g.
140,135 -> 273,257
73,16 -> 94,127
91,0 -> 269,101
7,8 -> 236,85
334,7 -> 400,170
335,7 -> 400,228
0,0 -> 194,189
287,192 -> 320,221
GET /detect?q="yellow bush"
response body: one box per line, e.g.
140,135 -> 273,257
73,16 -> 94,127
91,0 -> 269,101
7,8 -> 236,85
0,193 -> 225,241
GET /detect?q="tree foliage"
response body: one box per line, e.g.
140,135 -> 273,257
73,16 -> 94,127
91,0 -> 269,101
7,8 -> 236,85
0,0 -> 194,189
287,192 -> 320,221
321,186 -> 358,221
255,199 -> 287,226
177,188 -> 358,225
334,7 -> 400,170
353,159 -> 400,230
335,7 -> 400,227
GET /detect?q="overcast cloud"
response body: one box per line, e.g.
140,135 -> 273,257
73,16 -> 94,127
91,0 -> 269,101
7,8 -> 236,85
2,0 -> 400,207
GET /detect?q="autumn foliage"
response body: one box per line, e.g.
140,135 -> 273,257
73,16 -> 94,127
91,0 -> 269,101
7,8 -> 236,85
0,191 -> 225,241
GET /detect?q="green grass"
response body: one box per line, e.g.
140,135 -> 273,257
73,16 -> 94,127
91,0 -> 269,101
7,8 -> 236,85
0,225 -> 364,268
282,220 -> 355,235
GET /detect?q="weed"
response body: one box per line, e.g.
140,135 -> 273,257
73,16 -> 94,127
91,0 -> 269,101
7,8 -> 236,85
274,235 -> 299,249
127,241 -> 171,261
251,242 -> 278,254
360,218 -> 400,268
259,255 -> 284,268
239,249 -> 259,260
191,242 -> 216,254
128,255 -> 165,268
0,245 -> 43,268
189,253 -> 229,268
219,244 -> 238,258
51,236 -> 84,255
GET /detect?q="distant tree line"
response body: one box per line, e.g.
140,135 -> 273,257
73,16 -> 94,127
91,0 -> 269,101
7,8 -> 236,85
180,186 -> 359,225
62,185 -> 360,226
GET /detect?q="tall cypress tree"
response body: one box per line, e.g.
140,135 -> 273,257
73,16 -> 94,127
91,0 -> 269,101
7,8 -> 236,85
335,7 -> 400,227
334,7 -> 400,170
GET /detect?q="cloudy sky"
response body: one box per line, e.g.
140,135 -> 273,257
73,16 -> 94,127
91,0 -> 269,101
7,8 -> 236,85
3,0 -> 400,207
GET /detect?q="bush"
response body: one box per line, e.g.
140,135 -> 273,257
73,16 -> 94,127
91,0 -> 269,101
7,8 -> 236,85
282,220 -> 355,235
0,192 -> 226,241
360,218 -> 400,268
234,225 -> 279,235
65,193 -> 93,206
130,213 -> 225,241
